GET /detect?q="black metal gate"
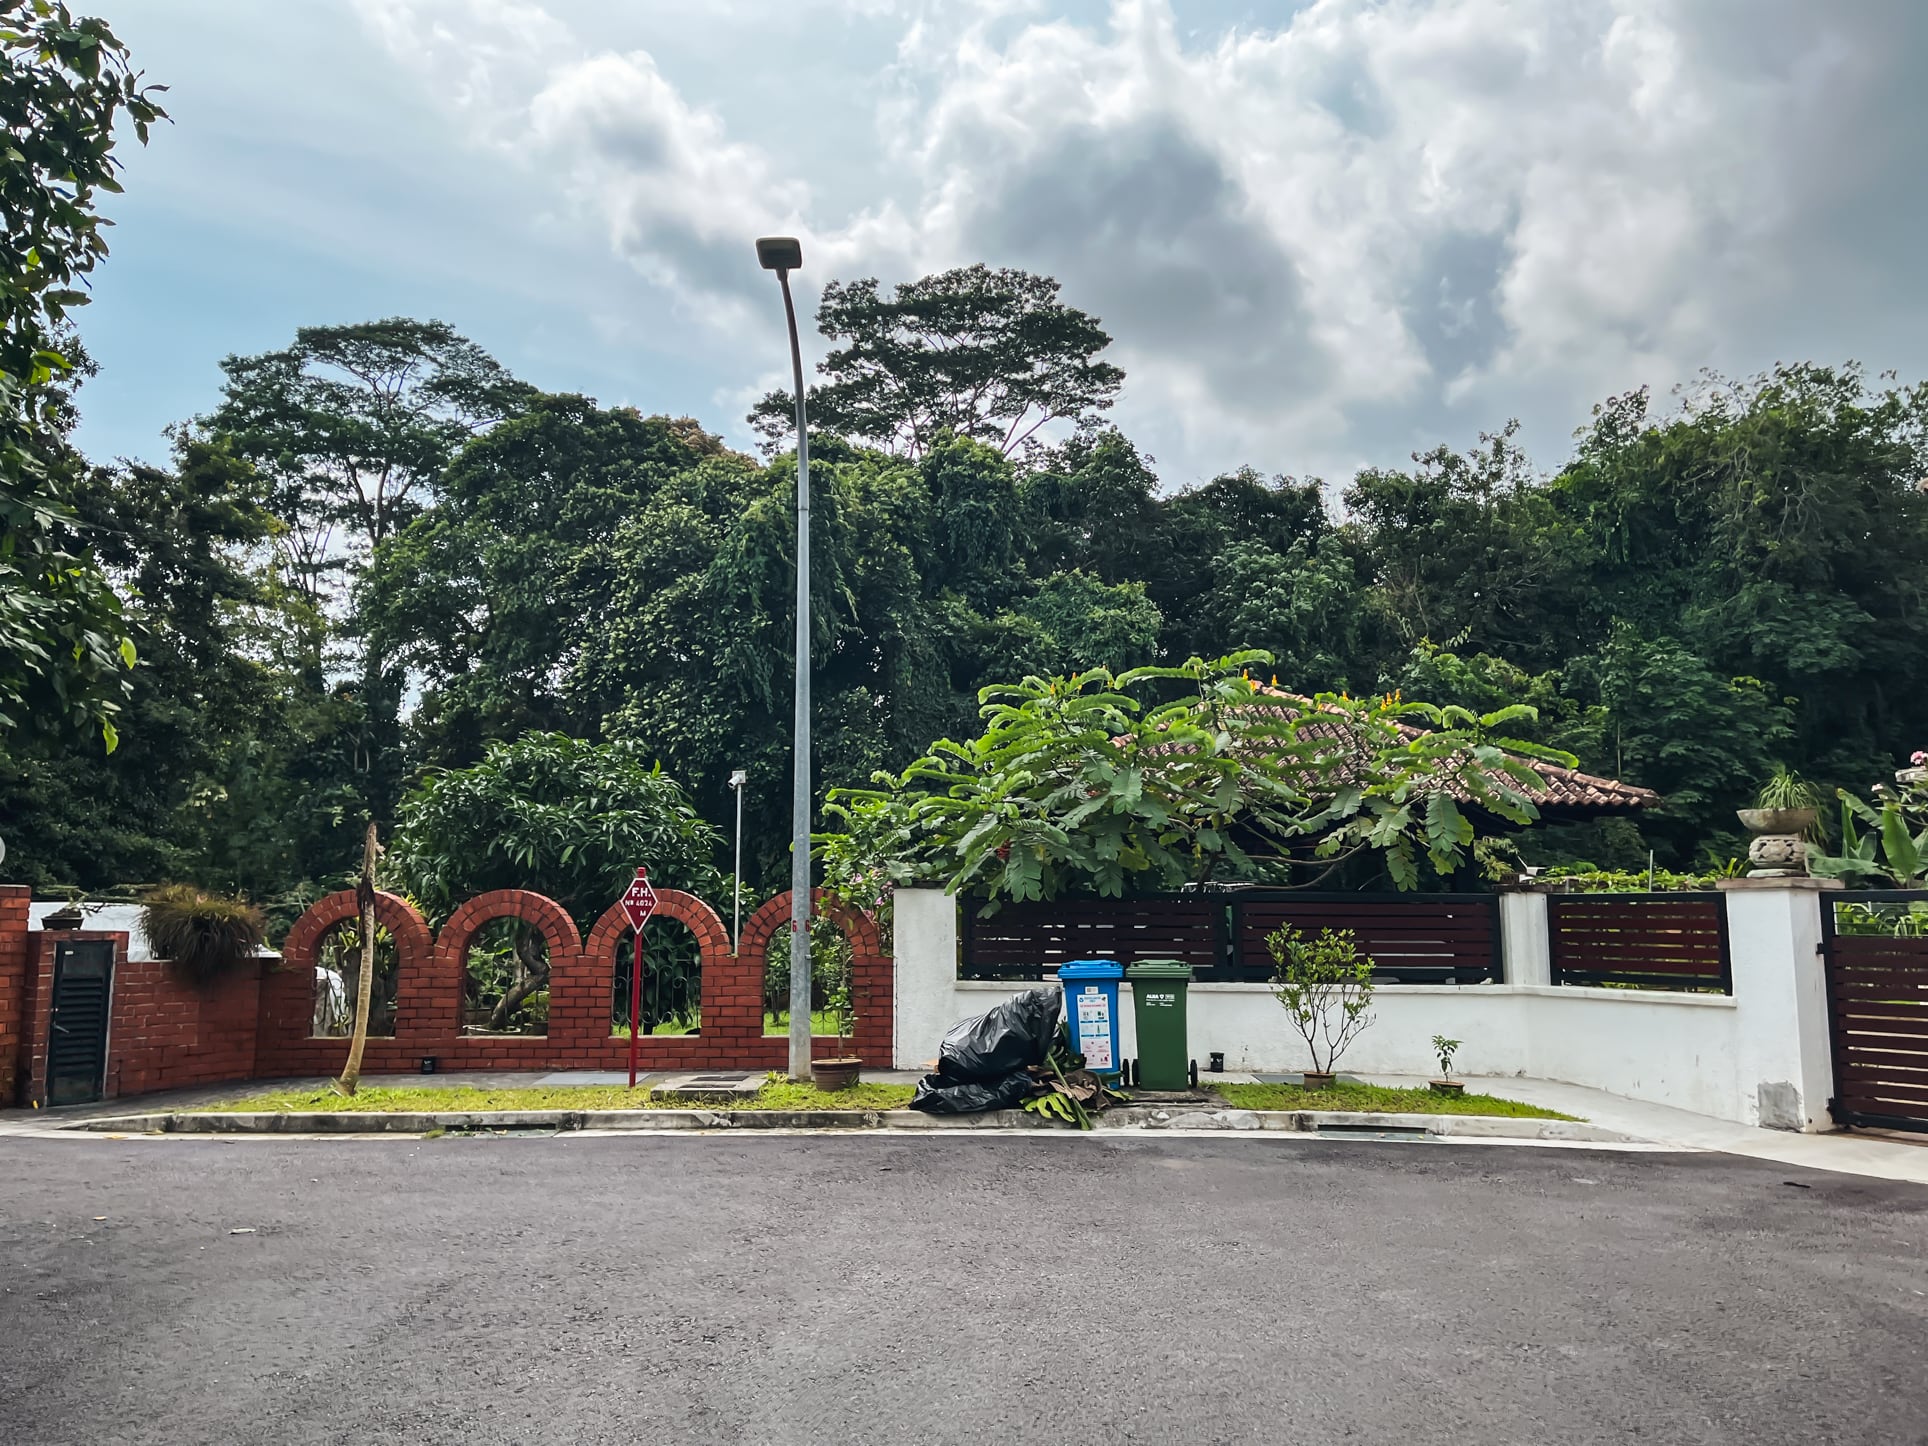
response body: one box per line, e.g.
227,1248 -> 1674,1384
47,939 -> 113,1106
1821,892 -> 1928,1133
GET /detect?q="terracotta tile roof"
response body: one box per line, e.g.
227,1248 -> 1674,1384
1237,687 -> 1659,817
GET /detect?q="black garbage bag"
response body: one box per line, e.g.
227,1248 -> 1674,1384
908,1068 -> 1036,1115
936,987 -> 1062,1081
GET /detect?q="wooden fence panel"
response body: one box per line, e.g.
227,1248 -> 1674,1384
1547,894 -> 1730,992
1826,930 -> 1928,1132
959,898 -> 1223,980
1229,895 -> 1499,984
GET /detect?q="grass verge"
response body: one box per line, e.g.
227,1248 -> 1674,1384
1209,1081 -> 1577,1120
199,1079 -> 917,1115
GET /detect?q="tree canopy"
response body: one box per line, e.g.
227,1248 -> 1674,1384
749,264 -> 1123,459
7,48 -> 1926,923
0,2 -> 164,749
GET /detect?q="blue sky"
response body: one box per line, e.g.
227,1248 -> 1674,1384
71,0 -> 1928,489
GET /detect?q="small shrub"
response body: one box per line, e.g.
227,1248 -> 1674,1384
1266,925 -> 1377,1076
142,885 -> 266,984
1431,1035 -> 1461,1078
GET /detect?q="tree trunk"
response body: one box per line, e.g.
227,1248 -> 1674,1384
486,923 -> 550,1032
334,822 -> 380,1096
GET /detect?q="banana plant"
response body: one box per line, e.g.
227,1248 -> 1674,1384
1810,790 -> 1928,886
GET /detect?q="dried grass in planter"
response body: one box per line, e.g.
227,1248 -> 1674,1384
141,885 -> 266,983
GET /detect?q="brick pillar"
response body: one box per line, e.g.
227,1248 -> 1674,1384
0,885 -> 29,1103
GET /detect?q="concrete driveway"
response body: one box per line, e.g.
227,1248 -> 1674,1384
1,1135 -> 1923,1445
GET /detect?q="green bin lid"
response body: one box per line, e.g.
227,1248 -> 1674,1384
1126,958 -> 1193,979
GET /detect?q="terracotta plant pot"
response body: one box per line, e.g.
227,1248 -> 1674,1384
1301,1071 -> 1336,1091
1430,1079 -> 1464,1096
812,1058 -> 863,1092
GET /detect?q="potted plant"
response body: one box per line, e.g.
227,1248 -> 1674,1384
1898,751 -> 1928,788
1737,767 -> 1822,876
1266,925 -> 1377,1090
812,938 -> 863,1092
1737,766 -> 1822,839
141,884 -> 267,984
1430,1036 -> 1463,1096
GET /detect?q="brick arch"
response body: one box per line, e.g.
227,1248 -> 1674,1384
579,890 -> 733,1044
283,889 -> 433,972
739,890 -> 893,1066
274,890 -> 435,1051
432,889 -> 582,1036
584,888 -> 730,965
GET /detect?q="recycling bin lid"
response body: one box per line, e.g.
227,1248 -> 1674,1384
1125,959 -> 1193,979
1056,959 -> 1123,980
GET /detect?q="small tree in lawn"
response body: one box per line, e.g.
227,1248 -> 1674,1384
1267,925 -> 1377,1084
334,821 -> 380,1097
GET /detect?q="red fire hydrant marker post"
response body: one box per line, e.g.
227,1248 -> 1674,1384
619,867 -> 659,1088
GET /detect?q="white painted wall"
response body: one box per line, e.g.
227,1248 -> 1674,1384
1722,880 -> 1836,1130
890,884 -> 1831,1130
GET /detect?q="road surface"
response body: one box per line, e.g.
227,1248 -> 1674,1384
1,1133 -> 1923,1444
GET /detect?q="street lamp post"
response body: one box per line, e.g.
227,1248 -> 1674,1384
729,768 -> 748,955
756,235 -> 813,1082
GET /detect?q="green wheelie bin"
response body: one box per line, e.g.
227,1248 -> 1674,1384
1126,959 -> 1194,1090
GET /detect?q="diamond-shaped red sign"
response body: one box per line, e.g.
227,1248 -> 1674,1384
619,867 -> 658,929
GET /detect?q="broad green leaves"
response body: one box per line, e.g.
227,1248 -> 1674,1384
819,653 -> 1568,900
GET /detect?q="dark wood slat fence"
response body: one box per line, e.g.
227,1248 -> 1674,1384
1823,893 -> 1928,1133
959,893 -> 1500,984
958,897 -> 1224,981
1228,895 -> 1498,984
1547,893 -> 1731,993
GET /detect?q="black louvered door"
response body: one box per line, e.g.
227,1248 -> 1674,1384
48,940 -> 113,1105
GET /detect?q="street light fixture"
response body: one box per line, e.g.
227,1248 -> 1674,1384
729,768 -> 748,954
757,235 -> 813,1082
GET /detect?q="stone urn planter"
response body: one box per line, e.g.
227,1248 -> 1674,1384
1897,766 -> 1928,787
1736,807 -> 1818,878
1301,1070 -> 1336,1091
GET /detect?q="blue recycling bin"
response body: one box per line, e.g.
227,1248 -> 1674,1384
1056,959 -> 1124,1079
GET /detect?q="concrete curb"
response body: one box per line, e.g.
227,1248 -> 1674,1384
65,1106 -> 1633,1143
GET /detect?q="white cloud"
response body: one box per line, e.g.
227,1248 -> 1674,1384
351,0 -> 1928,483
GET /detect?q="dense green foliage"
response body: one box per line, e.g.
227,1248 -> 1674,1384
820,654 -> 1565,899
0,2 -> 163,748
387,733 -> 724,929
6,16 -> 1926,918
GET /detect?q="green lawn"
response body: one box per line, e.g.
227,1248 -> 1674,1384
610,1017 -> 700,1038
199,1078 -> 916,1114
762,1009 -> 841,1036
1210,1081 -> 1576,1120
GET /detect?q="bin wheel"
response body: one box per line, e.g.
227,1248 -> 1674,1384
1189,1059 -> 1198,1089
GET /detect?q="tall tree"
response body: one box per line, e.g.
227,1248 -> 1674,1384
0,2 -> 164,749
207,317 -> 529,616
749,264 -> 1123,460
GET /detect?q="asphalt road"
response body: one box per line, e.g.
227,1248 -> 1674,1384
1,1134 -> 1924,1446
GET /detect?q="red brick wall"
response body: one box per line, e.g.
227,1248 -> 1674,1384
105,953 -> 263,1099
5,885 -> 893,1104
254,885 -> 892,1081
0,885 -> 29,1103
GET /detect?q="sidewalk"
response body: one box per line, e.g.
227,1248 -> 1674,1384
1360,1073 -> 1928,1186
6,1069 -> 1926,1184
